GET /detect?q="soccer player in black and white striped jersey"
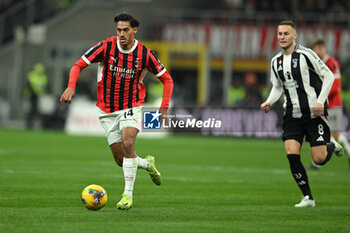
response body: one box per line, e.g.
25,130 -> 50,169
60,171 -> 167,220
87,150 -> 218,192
261,20 -> 343,208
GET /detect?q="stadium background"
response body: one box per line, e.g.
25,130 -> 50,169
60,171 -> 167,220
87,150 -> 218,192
1,1 -> 350,233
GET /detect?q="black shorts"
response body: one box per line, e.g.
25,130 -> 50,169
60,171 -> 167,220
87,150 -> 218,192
282,116 -> 330,146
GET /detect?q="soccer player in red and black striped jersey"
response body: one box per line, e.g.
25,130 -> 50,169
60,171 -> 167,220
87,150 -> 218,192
60,13 -> 174,210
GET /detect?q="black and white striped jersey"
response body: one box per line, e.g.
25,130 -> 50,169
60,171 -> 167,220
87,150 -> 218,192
269,44 -> 334,118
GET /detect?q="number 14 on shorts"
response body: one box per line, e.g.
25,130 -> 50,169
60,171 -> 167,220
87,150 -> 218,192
124,109 -> 134,119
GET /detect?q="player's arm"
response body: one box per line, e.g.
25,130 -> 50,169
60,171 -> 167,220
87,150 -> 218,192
305,50 -> 335,115
60,41 -> 105,103
146,50 -> 174,124
261,59 -> 283,113
327,61 -> 341,98
60,58 -> 88,103
314,68 -> 334,116
157,71 -> 173,125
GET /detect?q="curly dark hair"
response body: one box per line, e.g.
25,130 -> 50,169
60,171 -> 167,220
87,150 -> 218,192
114,13 -> 140,27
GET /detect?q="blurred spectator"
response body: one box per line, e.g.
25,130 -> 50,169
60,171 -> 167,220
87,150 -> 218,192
24,63 -> 48,129
242,72 -> 262,108
229,78 -> 245,107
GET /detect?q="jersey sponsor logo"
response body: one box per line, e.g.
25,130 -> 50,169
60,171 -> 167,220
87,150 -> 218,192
278,65 -> 283,71
316,136 -> 324,142
284,80 -> 299,89
283,72 -> 299,90
109,66 -> 138,79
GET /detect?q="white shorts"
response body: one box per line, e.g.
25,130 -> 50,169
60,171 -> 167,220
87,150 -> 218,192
98,106 -> 142,145
328,107 -> 343,132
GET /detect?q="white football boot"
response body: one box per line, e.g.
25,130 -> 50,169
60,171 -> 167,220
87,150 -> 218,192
294,195 -> 315,208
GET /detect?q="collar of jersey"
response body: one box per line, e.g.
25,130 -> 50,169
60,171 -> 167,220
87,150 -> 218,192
117,39 -> 138,53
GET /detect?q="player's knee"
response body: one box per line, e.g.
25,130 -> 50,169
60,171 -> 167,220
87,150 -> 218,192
121,137 -> 135,151
312,154 -> 326,165
285,147 -> 299,155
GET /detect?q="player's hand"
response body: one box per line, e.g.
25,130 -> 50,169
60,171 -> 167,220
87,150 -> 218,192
313,102 -> 324,116
60,87 -> 76,103
159,107 -> 169,127
260,102 -> 271,113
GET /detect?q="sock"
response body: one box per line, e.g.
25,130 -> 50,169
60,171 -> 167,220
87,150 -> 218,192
136,156 -> 151,170
311,161 -> 321,168
122,157 -> 138,198
287,154 -> 313,200
338,134 -> 350,157
315,143 -> 334,166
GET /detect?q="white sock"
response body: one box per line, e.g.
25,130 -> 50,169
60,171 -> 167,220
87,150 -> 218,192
338,134 -> 350,156
122,157 -> 138,198
136,156 -> 151,170
312,161 -> 321,168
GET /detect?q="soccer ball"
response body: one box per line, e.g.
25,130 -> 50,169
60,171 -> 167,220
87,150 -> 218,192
81,184 -> 108,210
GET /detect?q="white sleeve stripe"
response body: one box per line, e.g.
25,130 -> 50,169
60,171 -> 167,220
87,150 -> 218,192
155,68 -> 166,77
82,55 -> 91,65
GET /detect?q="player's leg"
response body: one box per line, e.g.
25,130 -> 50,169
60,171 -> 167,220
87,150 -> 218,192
331,106 -> 350,168
338,133 -> 350,169
98,110 -> 136,209
116,127 -> 138,210
309,117 -> 342,166
109,142 -> 153,170
284,139 -> 314,207
119,106 -> 161,184
338,134 -> 350,155
282,117 -> 314,207
328,108 -> 345,157
120,126 -> 162,185
110,143 -> 124,166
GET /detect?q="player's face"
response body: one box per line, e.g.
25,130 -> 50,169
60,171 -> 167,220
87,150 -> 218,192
277,25 -> 297,51
312,44 -> 326,59
116,21 -> 138,49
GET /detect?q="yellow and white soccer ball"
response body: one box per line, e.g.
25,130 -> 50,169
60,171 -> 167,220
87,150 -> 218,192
81,184 -> 108,210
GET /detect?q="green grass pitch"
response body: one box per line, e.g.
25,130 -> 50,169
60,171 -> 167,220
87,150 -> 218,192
0,129 -> 349,233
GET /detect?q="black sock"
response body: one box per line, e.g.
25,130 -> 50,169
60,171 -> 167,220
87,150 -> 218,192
315,142 -> 334,166
287,154 -> 313,200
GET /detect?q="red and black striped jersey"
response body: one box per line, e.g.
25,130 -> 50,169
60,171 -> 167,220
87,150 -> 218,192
69,36 -> 173,113
324,55 -> 342,108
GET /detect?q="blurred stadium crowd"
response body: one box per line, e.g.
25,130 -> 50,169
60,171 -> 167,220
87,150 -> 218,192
0,0 -> 350,131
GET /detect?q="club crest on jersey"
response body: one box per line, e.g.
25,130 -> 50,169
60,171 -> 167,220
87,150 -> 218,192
292,59 -> 298,68
134,58 -> 140,68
